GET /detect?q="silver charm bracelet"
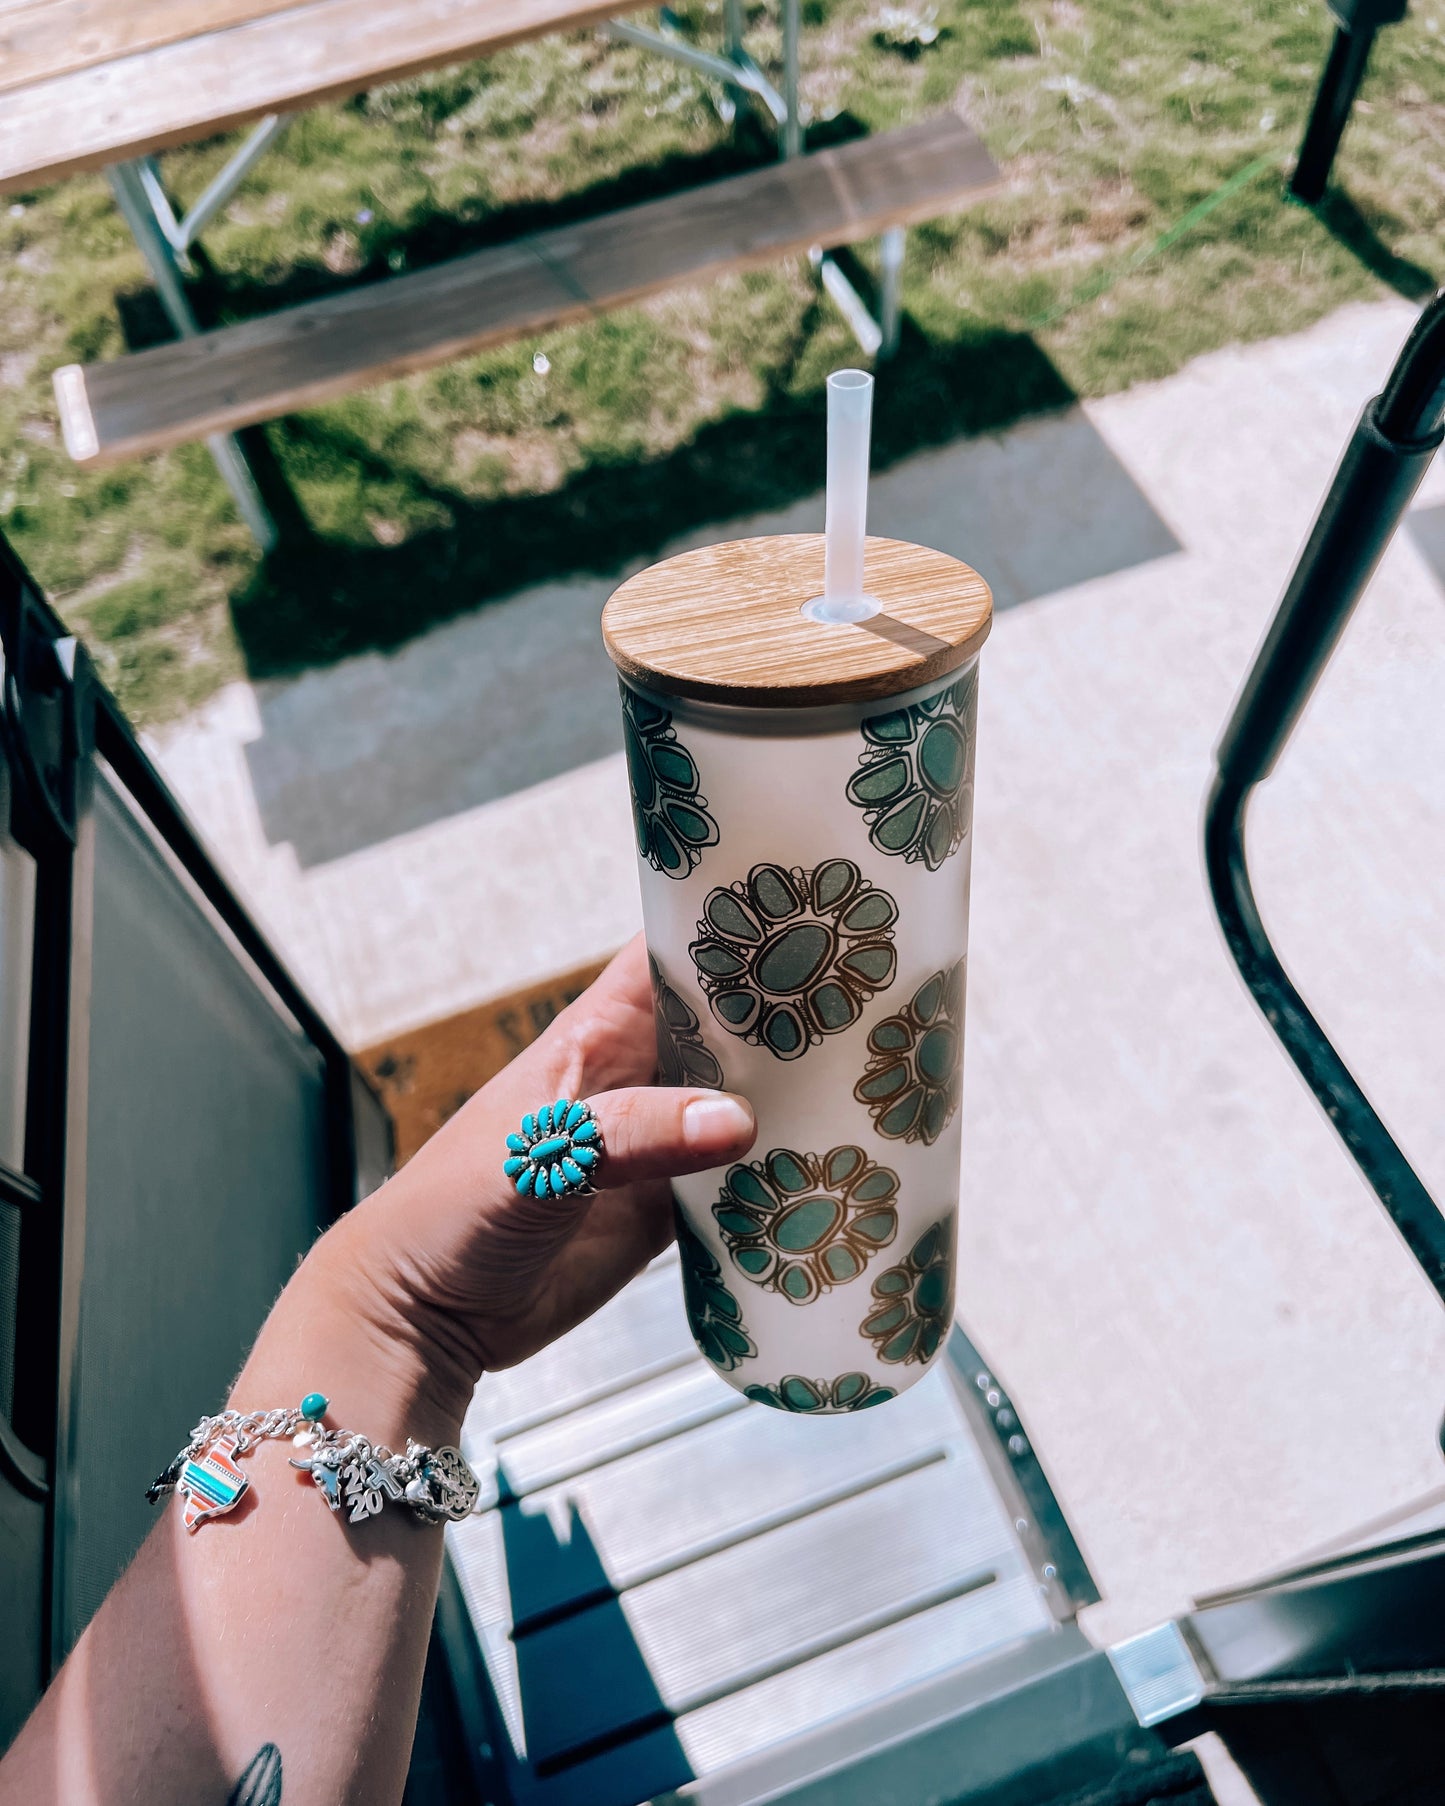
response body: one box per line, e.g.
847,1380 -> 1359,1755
147,1393 -> 480,1532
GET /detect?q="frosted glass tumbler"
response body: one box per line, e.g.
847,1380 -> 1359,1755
603,534 -> 992,1413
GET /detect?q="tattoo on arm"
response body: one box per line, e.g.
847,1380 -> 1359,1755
228,1744 -> 282,1805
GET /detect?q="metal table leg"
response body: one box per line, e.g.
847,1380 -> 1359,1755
135,114 -> 288,276
811,226 -> 908,364
812,247 -> 882,357
723,0 -> 745,61
717,0 -> 747,122
878,225 -> 906,357
781,0 -> 802,158
605,8 -> 788,135
607,3 -> 898,360
106,161 -> 278,551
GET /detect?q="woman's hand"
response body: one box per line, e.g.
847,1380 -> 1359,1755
311,935 -> 756,1418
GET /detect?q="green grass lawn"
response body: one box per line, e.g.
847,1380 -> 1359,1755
2,0 -> 1443,724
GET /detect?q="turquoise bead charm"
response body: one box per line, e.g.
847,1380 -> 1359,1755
300,1393 -> 329,1422
503,1098 -> 605,1200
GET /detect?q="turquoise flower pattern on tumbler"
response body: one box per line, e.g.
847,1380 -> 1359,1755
622,688 -> 719,878
650,955 -> 724,1090
689,859 -> 898,1060
614,618 -> 983,1409
846,669 -> 976,870
745,1373 -> 898,1413
861,1217 -> 955,1365
676,1209 -> 756,1371
503,1098 -> 602,1198
854,962 -> 964,1145
713,1145 -> 899,1303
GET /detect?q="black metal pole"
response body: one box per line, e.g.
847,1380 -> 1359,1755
1213,403 -> 1438,788
1289,22 -> 1378,205
1205,290 -> 1445,1304
1205,782 -> 1445,1300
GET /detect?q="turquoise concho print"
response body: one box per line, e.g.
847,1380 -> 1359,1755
745,1373 -> 897,1414
861,1217 -> 955,1365
650,955 -> 724,1090
854,962 -> 964,1146
676,1209 -> 756,1371
712,1145 -> 899,1304
689,859 -> 898,1060
622,689 -> 719,878
846,670 -> 976,870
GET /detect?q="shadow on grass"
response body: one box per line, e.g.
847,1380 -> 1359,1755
1312,188 -> 1436,302
230,318 -> 1076,678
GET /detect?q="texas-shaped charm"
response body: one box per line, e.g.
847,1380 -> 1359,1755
176,1435 -> 250,1531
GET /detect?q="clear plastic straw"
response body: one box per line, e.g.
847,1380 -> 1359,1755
804,369 -> 880,623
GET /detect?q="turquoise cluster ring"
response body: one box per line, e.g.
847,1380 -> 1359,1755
504,1098 -> 605,1199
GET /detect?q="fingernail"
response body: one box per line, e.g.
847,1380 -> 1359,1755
683,1094 -> 755,1151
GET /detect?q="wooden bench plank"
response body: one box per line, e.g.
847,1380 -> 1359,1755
0,0 -> 627,190
54,116 -> 999,465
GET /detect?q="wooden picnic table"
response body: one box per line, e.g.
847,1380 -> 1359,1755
9,0 -> 996,553
4,0 -> 812,544
0,0 -> 627,192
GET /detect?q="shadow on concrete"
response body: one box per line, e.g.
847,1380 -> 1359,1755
496,1472 -> 693,1806
867,404 -> 1181,612
242,397 -> 1180,866
1405,504 -> 1445,590
244,570 -> 625,866
230,320 -> 1077,681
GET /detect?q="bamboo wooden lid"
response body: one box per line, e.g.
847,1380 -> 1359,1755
602,534 -> 992,709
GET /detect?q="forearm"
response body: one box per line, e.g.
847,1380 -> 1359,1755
0,940 -> 755,1806
0,1229 -> 472,1806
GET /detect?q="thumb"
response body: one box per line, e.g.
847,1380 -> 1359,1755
584,1087 -> 757,1189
